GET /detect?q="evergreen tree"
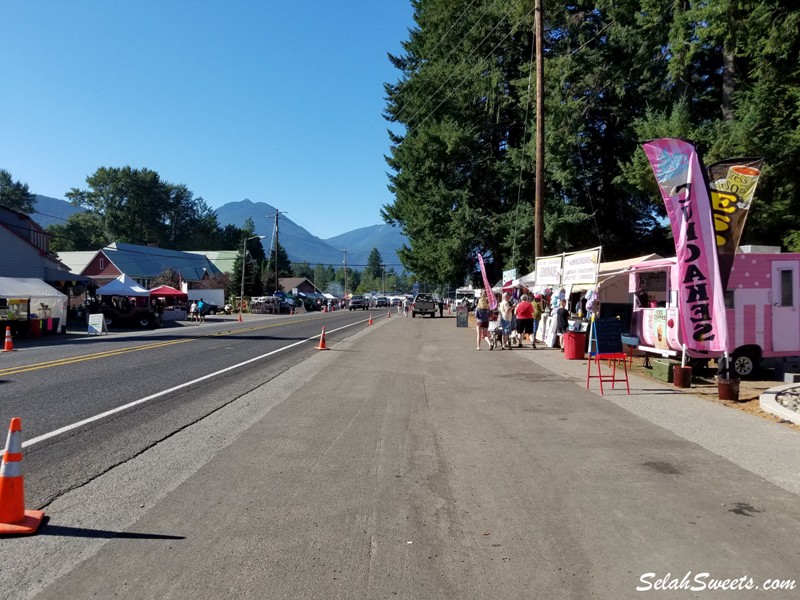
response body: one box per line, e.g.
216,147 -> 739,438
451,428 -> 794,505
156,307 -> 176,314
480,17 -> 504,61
366,248 -> 384,279
0,169 -> 35,214
292,261 -> 314,280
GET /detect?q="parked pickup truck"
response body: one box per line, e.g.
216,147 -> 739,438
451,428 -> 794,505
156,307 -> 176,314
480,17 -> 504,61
412,293 -> 437,318
90,303 -> 157,329
349,295 -> 369,310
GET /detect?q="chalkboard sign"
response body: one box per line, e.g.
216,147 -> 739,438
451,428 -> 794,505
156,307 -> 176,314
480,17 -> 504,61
591,318 -> 623,355
456,305 -> 469,328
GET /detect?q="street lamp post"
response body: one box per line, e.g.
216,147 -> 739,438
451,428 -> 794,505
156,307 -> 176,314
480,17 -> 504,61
239,235 -> 266,322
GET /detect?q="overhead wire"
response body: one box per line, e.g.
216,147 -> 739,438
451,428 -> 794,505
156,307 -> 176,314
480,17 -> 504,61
398,2 -> 531,135
390,0 -> 504,126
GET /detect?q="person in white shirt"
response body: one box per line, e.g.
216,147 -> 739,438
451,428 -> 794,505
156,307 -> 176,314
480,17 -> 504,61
497,292 -> 514,349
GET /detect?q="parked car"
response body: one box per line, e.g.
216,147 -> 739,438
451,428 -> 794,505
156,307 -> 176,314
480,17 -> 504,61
200,303 -> 220,315
412,293 -> 437,318
349,295 -> 369,310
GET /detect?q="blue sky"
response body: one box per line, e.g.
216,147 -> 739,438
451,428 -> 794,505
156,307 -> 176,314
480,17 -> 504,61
0,1 -> 414,240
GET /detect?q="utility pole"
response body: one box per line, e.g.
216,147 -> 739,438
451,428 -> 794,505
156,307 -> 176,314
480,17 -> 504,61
341,249 -> 349,307
534,0 -> 545,259
274,209 -> 280,296
270,209 -> 287,295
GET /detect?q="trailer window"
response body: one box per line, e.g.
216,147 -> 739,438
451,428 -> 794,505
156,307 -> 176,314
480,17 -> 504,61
780,270 -> 794,307
724,290 -> 734,309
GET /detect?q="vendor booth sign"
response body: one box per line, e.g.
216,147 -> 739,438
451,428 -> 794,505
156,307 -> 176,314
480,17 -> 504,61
534,256 -> 562,287
562,247 -> 601,287
88,313 -> 108,335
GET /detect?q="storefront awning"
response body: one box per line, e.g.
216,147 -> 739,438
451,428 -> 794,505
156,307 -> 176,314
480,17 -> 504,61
43,266 -> 94,284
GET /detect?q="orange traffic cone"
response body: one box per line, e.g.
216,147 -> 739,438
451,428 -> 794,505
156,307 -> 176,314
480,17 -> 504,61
368,313 -> 373,326
0,418 -> 44,535
2,327 -> 13,352
237,312 -> 243,323
316,326 -> 329,350
387,310 -> 391,319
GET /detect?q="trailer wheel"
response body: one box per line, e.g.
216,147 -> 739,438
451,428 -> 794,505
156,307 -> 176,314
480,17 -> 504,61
732,348 -> 759,379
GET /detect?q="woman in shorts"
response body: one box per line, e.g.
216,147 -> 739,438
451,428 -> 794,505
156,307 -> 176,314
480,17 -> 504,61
474,294 -> 491,350
515,294 -> 534,347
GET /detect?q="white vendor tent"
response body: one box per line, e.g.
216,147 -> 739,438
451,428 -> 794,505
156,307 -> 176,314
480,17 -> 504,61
96,273 -> 150,297
0,276 -> 68,324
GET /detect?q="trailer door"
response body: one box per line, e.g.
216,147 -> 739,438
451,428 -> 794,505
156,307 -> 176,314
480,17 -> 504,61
772,261 -> 800,352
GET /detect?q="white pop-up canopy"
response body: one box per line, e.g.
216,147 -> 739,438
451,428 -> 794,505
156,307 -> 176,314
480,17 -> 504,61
96,273 -> 150,297
0,276 -> 68,324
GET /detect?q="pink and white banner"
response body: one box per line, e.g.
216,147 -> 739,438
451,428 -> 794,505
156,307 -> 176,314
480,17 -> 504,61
477,253 -> 498,310
642,138 -> 728,353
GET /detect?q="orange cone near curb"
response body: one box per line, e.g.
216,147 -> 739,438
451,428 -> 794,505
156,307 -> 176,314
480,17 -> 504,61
0,418 -> 44,535
2,327 -> 13,352
316,326 -> 329,350
387,310 -> 391,319
368,314 -> 373,326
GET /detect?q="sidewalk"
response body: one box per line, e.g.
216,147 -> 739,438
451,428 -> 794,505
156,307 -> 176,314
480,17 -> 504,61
493,326 -> 800,496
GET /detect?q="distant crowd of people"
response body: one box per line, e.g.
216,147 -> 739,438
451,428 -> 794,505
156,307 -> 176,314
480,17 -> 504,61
473,289 -> 575,352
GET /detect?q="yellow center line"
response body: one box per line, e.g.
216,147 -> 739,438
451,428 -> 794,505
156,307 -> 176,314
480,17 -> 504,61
0,317 -> 328,377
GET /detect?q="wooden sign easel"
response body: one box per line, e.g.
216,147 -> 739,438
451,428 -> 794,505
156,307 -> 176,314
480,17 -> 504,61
585,316 -> 630,395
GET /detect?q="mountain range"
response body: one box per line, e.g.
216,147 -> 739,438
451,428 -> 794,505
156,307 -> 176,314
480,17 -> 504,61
32,196 -> 406,270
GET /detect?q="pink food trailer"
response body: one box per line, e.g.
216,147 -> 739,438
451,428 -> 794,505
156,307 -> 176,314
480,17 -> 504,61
629,247 -> 800,377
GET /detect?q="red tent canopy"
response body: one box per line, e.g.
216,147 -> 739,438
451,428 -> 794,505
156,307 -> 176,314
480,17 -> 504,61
149,285 -> 187,300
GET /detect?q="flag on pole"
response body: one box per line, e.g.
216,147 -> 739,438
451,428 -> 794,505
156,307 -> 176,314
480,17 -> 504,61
642,138 -> 728,354
477,253 -> 498,310
706,157 -> 763,289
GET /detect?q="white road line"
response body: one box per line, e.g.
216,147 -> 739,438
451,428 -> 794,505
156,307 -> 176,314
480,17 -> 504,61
22,319 -> 369,448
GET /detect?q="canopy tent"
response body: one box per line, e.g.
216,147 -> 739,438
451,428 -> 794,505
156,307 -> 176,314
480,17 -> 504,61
0,277 -> 68,326
149,285 -> 187,299
96,273 -> 150,297
519,270 -> 536,288
491,279 -> 519,293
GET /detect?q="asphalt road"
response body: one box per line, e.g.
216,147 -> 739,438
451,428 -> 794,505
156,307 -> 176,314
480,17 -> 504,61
0,310 -> 373,508
1,313 -> 798,599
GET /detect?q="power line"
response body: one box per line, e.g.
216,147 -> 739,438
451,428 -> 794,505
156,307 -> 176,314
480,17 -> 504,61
396,2 -> 528,135
390,0 -> 504,126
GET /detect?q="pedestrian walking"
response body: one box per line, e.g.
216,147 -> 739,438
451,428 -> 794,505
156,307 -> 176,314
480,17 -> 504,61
474,294 -> 491,350
514,294 -> 534,347
197,298 -> 206,323
498,292 -> 514,349
189,301 -> 198,323
403,297 -> 409,317
531,293 -> 544,348
556,299 -> 570,351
